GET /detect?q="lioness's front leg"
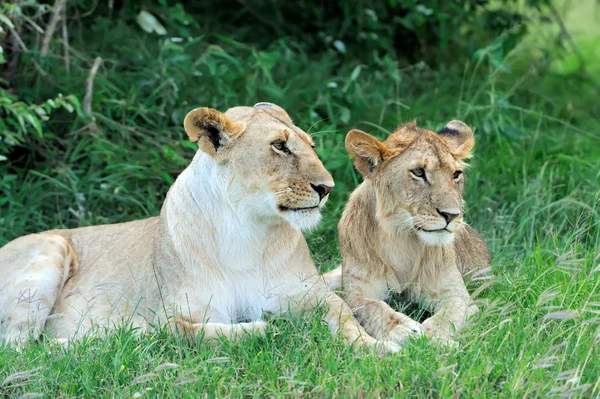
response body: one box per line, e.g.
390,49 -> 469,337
170,316 -> 267,342
419,263 -> 473,344
343,266 -> 423,345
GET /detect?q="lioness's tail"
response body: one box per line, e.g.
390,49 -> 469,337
322,266 -> 342,289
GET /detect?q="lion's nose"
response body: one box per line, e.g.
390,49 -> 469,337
311,183 -> 334,201
437,208 -> 460,224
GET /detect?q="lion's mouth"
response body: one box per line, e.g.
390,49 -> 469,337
279,205 -> 319,212
414,226 -> 451,233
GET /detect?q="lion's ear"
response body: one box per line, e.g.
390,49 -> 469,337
346,129 -> 391,176
184,107 -> 246,157
437,120 -> 474,159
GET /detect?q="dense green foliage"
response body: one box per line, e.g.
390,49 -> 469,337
1,0 -> 599,397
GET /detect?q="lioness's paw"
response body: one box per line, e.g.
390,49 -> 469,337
48,337 -> 70,347
239,320 -> 268,336
2,332 -> 31,352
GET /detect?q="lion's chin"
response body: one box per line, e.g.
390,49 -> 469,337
280,207 -> 322,231
416,229 -> 455,246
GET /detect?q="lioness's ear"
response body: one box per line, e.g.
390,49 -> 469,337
184,107 -> 246,157
437,120 -> 474,158
346,129 -> 391,176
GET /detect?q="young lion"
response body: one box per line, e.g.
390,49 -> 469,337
0,103 -> 397,352
324,120 -> 490,344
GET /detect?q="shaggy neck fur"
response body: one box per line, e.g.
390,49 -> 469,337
159,152 -> 298,272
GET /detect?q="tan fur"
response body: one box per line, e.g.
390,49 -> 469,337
324,120 -> 490,345
0,103 -> 397,353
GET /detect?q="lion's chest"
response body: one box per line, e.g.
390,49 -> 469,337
383,244 -> 450,300
380,245 -> 423,295
382,246 -> 430,296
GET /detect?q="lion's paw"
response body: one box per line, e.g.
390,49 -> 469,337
374,339 -> 402,354
387,318 -> 424,345
430,335 -> 459,348
422,318 -> 458,347
356,336 -> 401,354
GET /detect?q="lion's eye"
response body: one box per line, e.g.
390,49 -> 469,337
411,168 -> 426,179
271,140 -> 290,154
453,170 -> 463,180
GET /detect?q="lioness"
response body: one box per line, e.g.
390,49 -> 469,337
324,120 -> 490,344
0,103 -> 396,352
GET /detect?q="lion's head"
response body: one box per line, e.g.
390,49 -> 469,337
183,102 -> 334,231
346,120 -> 474,246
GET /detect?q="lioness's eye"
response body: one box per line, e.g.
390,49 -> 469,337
271,140 -> 290,154
454,170 -> 463,180
411,168 -> 426,179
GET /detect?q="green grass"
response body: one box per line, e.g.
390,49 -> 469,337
1,4 -> 600,398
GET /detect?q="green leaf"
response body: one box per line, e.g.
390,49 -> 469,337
62,102 -> 74,113
24,113 -> 42,135
182,141 -> 198,151
343,65 -> 364,92
65,95 -> 83,115
136,11 -> 167,36
0,14 -> 15,29
338,106 -> 351,124
256,51 -> 281,71
349,65 -> 363,82
211,34 -> 250,50
161,171 -> 174,185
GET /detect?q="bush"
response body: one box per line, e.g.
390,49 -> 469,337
169,0 -> 550,61
0,0 -> 564,231
0,0 -> 553,162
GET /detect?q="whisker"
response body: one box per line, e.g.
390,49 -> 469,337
306,118 -> 329,134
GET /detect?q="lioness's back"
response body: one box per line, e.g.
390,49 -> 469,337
45,217 -> 160,274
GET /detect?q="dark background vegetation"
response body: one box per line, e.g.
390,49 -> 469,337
1,0 -> 599,397
0,0 -> 591,241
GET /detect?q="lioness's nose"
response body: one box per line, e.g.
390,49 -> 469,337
311,183 -> 334,200
437,208 -> 460,224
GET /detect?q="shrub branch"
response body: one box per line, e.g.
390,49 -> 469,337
84,57 -> 103,119
41,0 -> 67,58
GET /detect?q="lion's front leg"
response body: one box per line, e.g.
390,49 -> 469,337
419,264 -> 473,344
348,295 -> 423,345
321,291 -> 401,353
285,277 -> 400,354
344,272 -> 423,345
